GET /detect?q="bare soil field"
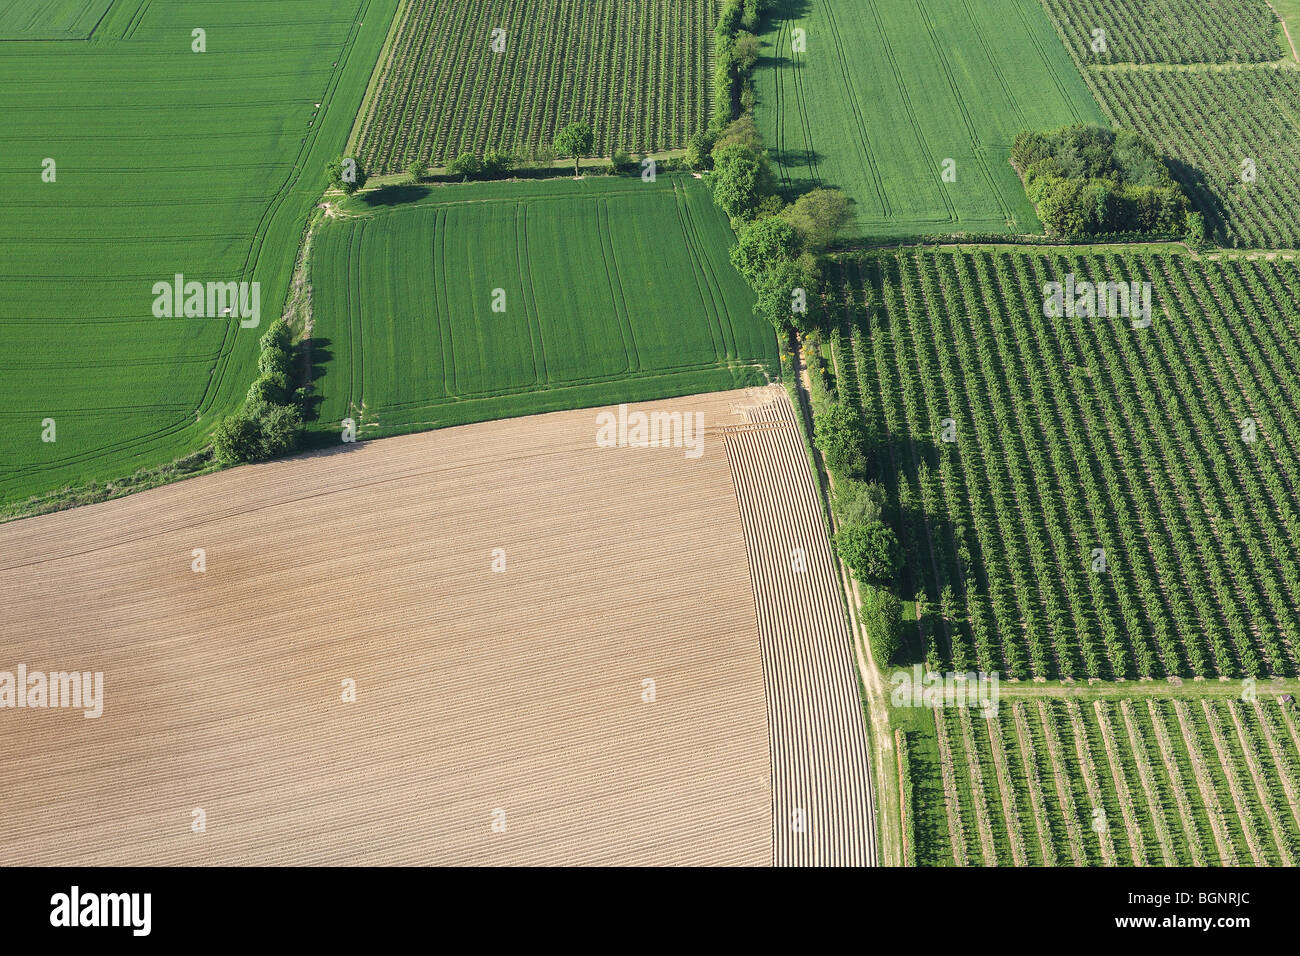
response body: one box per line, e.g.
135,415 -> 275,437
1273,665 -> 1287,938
0,389 -> 873,866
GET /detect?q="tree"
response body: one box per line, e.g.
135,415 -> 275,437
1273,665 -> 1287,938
554,121 -> 594,176
860,585 -> 903,666
813,401 -> 871,479
247,372 -> 291,407
837,521 -> 900,585
685,131 -> 715,171
258,318 -> 291,355
406,159 -> 426,184
833,478 -> 886,526
780,188 -> 853,250
709,142 -> 763,221
733,31 -> 761,71
258,346 -> 292,379
327,157 -> 367,194
212,412 -> 264,465
256,403 -> 303,458
447,152 -> 483,179
730,216 -> 800,284
753,258 -> 817,334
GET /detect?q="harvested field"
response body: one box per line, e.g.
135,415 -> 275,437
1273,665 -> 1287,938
0,389 -> 873,866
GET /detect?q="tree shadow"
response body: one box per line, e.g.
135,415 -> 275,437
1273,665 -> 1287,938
1166,155 -> 1229,242
358,184 -> 430,207
295,336 -> 331,423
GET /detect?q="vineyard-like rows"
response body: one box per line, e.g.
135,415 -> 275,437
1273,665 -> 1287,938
918,696 -> 1300,866
723,389 -> 877,866
1089,67 -> 1300,248
1038,0 -> 1285,64
311,176 -> 777,437
835,248 -> 1300,680
355,0 -> 712,173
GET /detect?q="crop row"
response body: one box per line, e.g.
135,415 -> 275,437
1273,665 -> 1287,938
356,0 -> 713,172
835,249 -> 1300,679
1039,0 -> 1283,64
922,697 -> 1300,866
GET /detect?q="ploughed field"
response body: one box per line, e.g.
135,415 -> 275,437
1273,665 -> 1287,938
0,390 -> 874,865
310,176 -> 778,440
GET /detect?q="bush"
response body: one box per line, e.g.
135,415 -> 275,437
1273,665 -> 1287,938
447,152 -> 483,179
685,131 -> 715,171
482,148 -> 514,178
837,520 -> 900,585
833,478 -> 886,526
780,188 -> 853,250
709,142 -> 763,221
258,347 -> 292,379
610,149 -> 635,173
814,401 -> 871,479
860,585 -> 904,666
406,159 -> 426,184
247,372 -> 291,407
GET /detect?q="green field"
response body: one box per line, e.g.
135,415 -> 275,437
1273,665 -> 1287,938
754,0 -> 1104,238
309,175 -> 778,437
0,0 -> 115,38
0,0 -> 399,513
355,0 -> 714,173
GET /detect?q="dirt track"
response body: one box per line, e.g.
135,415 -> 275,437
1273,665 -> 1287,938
0,389 -> 873,865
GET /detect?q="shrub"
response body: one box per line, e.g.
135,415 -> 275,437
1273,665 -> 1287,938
709,142 -> 763,221
837,520 -> 900,585
686,131 -> 715,171
814,401 -> 871,479
258,318 -> 291,355
326,156 -> 367,194
833,478 -> 886,526
447,152 -> 483,179
780,188 -> 853,250
482,148 -> 514,178
860,585 -> 904,666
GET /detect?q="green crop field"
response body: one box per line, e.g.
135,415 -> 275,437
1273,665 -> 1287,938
753,0 -> 1104,239
354,0 -> 715,174
0,0 -> 115,38
830,247 -> 1300,681
917,695 -> 1300,866
0,0 -> 399,514
309,175 -> 777,438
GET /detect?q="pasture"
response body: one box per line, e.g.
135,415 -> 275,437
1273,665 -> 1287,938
353,0 -> 714,173
753,0 -> 1104,238
309,176 -> 778,439
0,0 -> 399,515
